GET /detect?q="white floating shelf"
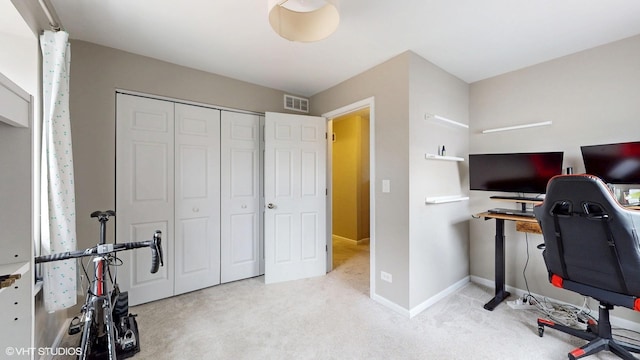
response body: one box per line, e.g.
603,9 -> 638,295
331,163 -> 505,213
425,153 -> 464,162
425,195 -> 470,204
425,113 -> 469,129
482,121 -> 552,134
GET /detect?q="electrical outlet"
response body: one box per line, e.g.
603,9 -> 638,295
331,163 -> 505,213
380,271 -> 393,283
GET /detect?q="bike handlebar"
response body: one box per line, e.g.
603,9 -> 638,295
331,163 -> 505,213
35,230 -> 164,274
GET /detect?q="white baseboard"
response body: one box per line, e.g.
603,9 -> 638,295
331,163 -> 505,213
470,275 -> 640,333
332,234 -> 370,245
371,293 -> 410,317
40,317 -> 71,360
409,276 -> 470,318
372,276 -> 471,319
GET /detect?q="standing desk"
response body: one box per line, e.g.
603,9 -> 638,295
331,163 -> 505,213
476,209 -> 541,311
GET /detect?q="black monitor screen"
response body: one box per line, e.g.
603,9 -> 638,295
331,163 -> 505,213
469,152 -> 564,194
581,141 -> 640,184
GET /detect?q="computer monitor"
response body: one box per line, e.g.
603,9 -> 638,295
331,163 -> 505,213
469,152 -> 564,195
581,141 -> 640,184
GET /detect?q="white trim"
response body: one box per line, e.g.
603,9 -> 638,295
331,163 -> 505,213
409,276 -> 470,318
322,98 -> 373,119
322,96 -> 375,298
372,293 -> 410,317
41,317 -> 71,360
372,276 -> 471,318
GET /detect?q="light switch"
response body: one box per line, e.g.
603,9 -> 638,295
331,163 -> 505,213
382,179 -> 391,193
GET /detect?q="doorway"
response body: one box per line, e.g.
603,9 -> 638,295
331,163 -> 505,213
330,109 -> 370,268
323,97 -> 375,296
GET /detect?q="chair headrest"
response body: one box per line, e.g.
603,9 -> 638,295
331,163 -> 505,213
537,174 -> 622,216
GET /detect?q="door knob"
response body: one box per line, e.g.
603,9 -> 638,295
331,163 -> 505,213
267,203 -> 275,209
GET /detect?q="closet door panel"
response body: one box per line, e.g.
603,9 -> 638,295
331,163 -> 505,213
116,94 -> 174,305
221,112 -> 262,283
174,103 -> 221,294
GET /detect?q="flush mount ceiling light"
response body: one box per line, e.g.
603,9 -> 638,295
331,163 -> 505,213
268,0 -> 340,42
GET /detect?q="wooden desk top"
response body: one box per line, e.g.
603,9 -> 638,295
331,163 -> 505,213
476,211 -> 542,234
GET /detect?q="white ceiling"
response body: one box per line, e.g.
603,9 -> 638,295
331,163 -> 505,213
49,0 -> 640,97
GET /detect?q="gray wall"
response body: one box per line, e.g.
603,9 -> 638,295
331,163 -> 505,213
408,52 -> 470,308
312,52 -> 411,308
68,40 -> 290,253
312,51 -> 470,311
469,34 -> 640,321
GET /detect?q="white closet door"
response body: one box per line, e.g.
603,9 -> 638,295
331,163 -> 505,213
221,112 -> 262,283
116,94 -> 174,305
174,103 -> 221,294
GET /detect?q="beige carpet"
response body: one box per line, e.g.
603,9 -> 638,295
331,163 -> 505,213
53,238 -> 625,359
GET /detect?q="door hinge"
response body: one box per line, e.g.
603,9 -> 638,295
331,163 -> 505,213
325,245 -> 328,252
325,132 -> 328,140
326,188 -> 328,196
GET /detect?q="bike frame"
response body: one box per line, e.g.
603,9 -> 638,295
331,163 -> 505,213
36,210 -> 162,360
79,211 -> 117,359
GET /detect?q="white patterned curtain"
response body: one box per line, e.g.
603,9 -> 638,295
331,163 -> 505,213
40,30 -> 77,312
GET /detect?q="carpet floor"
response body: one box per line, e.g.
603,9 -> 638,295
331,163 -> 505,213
52,238 -> 627,359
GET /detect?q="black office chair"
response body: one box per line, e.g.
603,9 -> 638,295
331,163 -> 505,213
534,174 -> 640,360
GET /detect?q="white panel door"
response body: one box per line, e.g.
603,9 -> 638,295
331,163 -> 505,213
116,93 -> 174,305
221,112 -> 262,283
174,103 -> 221,295
264,112 -> 327,284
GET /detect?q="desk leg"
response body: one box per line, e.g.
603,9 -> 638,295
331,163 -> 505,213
483,218 -> 510,311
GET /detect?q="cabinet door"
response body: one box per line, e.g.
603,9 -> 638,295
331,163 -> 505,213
174,103 -> 221,294
0,269 -> 31,353
116,94 -> 174,305
221,112 -> 262,283
0,122 -> 31,264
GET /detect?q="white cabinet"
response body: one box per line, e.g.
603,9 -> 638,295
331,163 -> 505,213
116,93 -> 262,305
0,264 -> 31,355
0,73 -> 33,354
0,72 -> 30,128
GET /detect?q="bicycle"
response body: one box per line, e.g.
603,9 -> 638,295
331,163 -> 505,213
36,210 -> 164,360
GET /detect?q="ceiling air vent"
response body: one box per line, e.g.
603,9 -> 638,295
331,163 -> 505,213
284,94 -> 309,113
